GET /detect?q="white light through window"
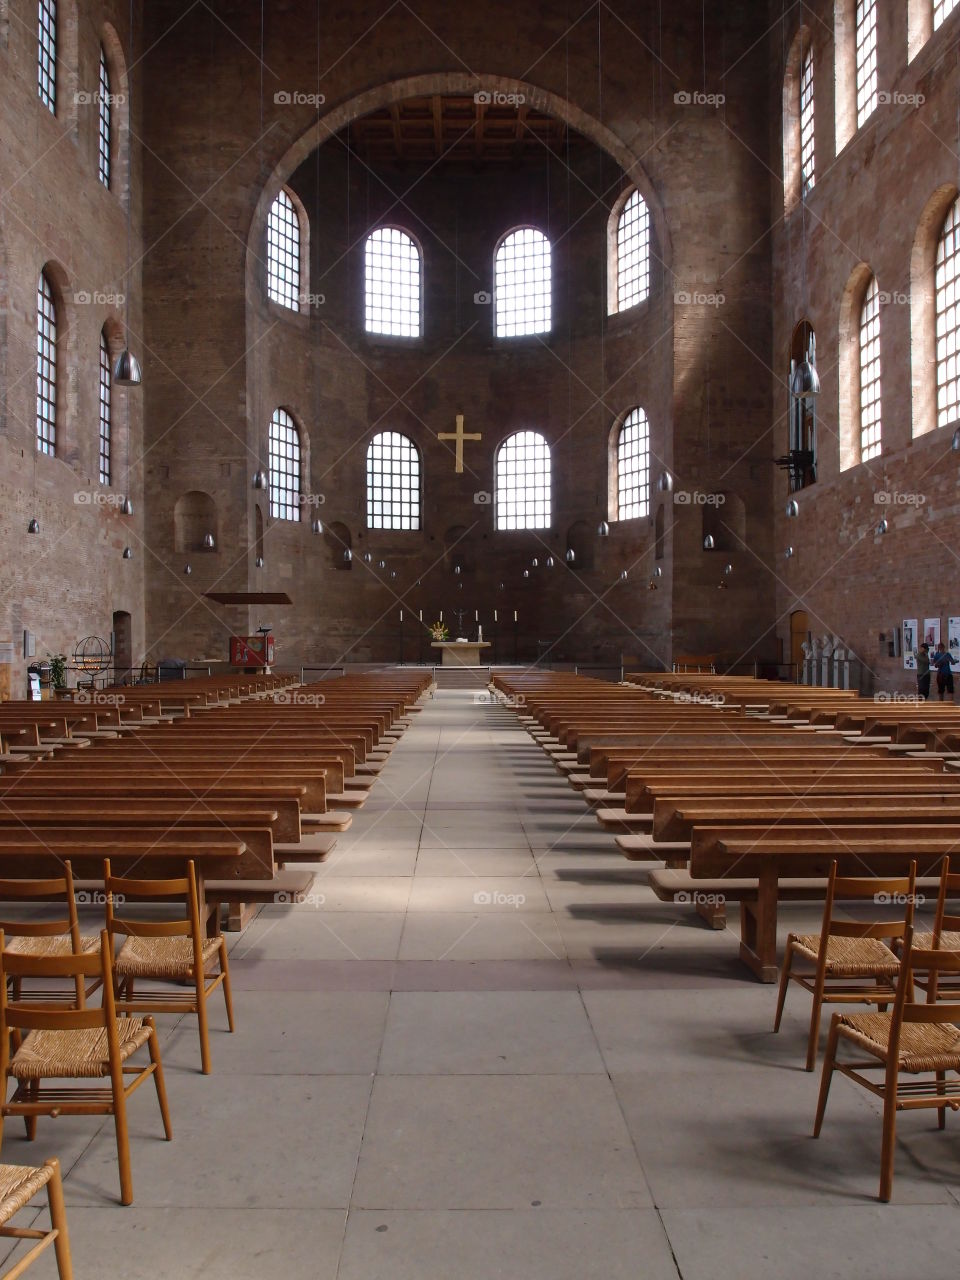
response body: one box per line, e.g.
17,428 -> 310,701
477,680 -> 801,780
364,228 -> 421,337
496,431 -> 551,530
98,46 -> 111,188
99,330 -> 112,484
856,0 -> 878,128
268,408 -> 302,521
859,276 -> 882,460
37,0 -> 56,113
616,191 -> 650,312
267,190 -> 301,311
616,408 -> 650,520
934,0 -> 959,31
936,199 -> 960,429
799,45 -> 815,192
495,228 -> 551,338
366,431 -> 421,530
36,271 -> 56,456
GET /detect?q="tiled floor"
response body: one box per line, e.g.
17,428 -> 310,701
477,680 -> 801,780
5,690 -> 960,1277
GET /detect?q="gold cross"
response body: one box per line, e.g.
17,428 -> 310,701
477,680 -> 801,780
437,413 -> 481,474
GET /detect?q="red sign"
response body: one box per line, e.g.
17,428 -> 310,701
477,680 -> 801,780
229,634 -> 275,666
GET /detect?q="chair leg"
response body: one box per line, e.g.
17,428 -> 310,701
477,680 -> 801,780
773,938 -> 794,1032
805,985 -> 825,1072
196,975 -> 212,1075
937,1070 -> 947,1131
111,1079 -> 133,1206
147,1021 -> 173,1141
23,1080 -> 38,1141
879,1089 -> 898,1202
45,1159 -> 74,1280
813,1017 -> 840,1137
218,941 -> 235,1034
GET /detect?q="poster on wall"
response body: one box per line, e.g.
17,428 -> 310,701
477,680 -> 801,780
925,618 -> 942,648
903,619 -> 918,670
949,618 -> 960,658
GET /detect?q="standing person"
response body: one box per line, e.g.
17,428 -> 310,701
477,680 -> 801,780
931,642 -> 958,701
916,643 -> 932,700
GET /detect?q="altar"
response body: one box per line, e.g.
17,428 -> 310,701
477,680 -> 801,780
431,641 -> 492,667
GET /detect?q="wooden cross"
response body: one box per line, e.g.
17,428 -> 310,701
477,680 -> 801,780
437,413 -> 481,474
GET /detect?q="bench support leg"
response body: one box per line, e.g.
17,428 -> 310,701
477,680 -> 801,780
696,899 -> 727,930
738,868 -> 779,982
226,901 -> 258,932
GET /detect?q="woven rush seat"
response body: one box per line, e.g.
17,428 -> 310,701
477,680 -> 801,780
10,1018 -> 150,1080
836,1010 -> 960,1073
789,933 -> 901,976
5,935 -> 99,958
912,929 -> 960,951
0,1163 -> 58,1223
115,934 -> 221,979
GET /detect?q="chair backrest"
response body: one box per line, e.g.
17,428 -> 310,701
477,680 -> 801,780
819,861 -> 918,944
0,860 -> 82,948
103,858 -> 201,946
887,932 -> 960,1055
932,856 -> 960,943
0,929 -> 119,1050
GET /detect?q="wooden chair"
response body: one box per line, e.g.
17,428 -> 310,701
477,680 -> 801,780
104,859 -> 234,1075
0,930 -> 172,1206
774,862 -> 916,1070
0,862 -> 99,1008
914,856 -> 960,997
0,1158 -> 72,1279
813,932 -> 960,1201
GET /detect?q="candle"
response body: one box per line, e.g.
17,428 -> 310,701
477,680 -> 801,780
475,610 -> 478,621
400,610 -> 403,622
494,609 -> 498,623
440,611 -> 443,622
514,610 -> 518,623
419,609 -> 423,622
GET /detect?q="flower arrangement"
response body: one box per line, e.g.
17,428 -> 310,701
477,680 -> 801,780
429,621 -> 449,642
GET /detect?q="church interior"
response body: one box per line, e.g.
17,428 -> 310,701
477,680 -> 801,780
2,0 -> 960,1276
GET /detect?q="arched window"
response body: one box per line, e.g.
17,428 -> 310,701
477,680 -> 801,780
37,0 -> 56,113
612,191 -> 650,313
364,227 -> 421,337
799,45 -> 815,192
935,0 -> 959,30
36,270 -> 57,455
856,0 -> 878,127
936,198 -> 960,429
99,329 -> 111,484
859,277 -> 882,460
366,431 -> 421,530
98,45 -> 111,188
266,189 -> 302,311
495,229 -> 551,338
613,408 -> 650,520
495,431 -> 551,530
268,408 -> 302,521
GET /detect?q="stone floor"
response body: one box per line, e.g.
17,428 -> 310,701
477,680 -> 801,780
4,690 -> 960,1277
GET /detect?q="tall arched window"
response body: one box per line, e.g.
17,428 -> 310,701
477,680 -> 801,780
799,45 -> 815,192
495,431 -> 551,530
495,229 -> 551,337
856,0 -> 878,127
613,408 -> 650,520
36,271 -> 57,456
364,228 -> 421,338
99,329 -> 112,484
37,0 -> 56,113
268,408 -> 302,521
366,431 -> 421,530
936,198 -> 960,429
612,191 -> 650,313
266,189 -> 302,311
98,45 -> 111,188
859,276 -> 882,459
935,0 -> 959,30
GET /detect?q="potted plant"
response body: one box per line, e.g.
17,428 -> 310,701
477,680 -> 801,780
46,653 -> 68,694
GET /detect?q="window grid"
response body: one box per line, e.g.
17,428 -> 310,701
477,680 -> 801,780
859,277 -> 882,461
267,190 -> 301,311
616,408 -> 650,521
496,431 -> 551,530
366,431 -> 421,531
36,272 -> 56,456
364,228 -> 421,338
495,229 -> 552,338
616,191 -> 650,312
37,0 -> 56,113
855,0 -> 878,128
98,47 -> 111,188
799,45 -> 815,192
935,0 -> 959,30
936,199 -> 960,429
268,408 -> 302,521
99,331 -> 111,484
